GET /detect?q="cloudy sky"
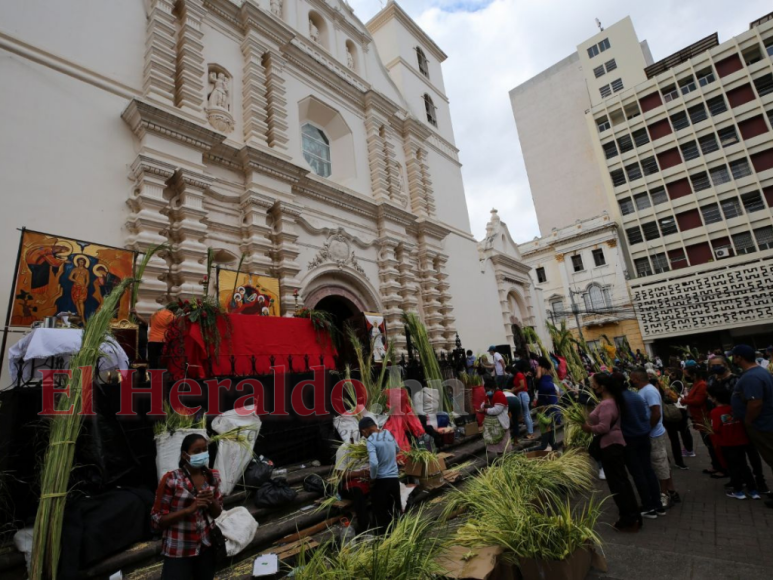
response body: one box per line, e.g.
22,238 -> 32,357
347,0 -> 772,242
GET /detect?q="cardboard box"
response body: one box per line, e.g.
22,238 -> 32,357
518,547 -> 602,580
463,423 -> 480,437
404,455 -> 446,477
524,450 -> 552,459
436,545 -> 516,580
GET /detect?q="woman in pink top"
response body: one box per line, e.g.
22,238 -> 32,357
582,373 -> 641,532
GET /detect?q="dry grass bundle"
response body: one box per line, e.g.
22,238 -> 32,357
31,277 -> 133,580
210,424 -> 259,454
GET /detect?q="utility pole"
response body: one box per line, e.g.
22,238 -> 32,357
569,289 -> 585,342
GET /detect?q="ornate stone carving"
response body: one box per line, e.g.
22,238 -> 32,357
206,66 -> 234,134
308,232 -> 365,274
270,0 -> 282,17
346,48 -> 354,70
309,19 -> 319,44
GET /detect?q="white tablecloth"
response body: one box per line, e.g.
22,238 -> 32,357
8,328 -> 129,382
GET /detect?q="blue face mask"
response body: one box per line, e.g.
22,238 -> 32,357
188,451 -> 209,468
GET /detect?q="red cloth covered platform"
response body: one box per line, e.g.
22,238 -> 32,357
170,315 -> 336,379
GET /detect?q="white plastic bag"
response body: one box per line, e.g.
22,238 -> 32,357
212,406 -> 262,495
413,388 -> 441,429
215,506 -> 258,557
155,428 -> 207,482
13,527 -> 33,572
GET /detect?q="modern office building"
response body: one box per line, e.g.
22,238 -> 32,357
585,13 -> 773,352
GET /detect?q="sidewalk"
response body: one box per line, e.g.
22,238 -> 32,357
589,438 -> 773,580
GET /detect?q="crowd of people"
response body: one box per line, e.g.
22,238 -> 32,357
473,343 -> 773,533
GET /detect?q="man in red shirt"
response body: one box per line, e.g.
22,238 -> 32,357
708,385 -> 768,499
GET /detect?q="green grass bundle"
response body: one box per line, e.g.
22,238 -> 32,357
347,326 -> 393,413
153,401 -> 206,436
293,507 -> 447,580
553,397 -> 597,449
31,277 -> 133,580
210,424 -> 259,453
522,326 -> 549,358
404,446 -> 440,473
329,440 -> 369,489
403,312 -> 452,412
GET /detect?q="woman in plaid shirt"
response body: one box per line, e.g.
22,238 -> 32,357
152,434 -> 223,580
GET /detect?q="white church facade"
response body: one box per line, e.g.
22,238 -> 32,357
0,0 -> 545,363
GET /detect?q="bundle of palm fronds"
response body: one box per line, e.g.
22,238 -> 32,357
153,401 -> 207,436
403,312 -> 452,412
329,439 -> 369,489
460,371 -> 483,388
210,425 -> 259,452
293,508 -> 447,579
404,446 -> 441,473
130,243 -> 168,317
523,326 -> 549,358
553,398 -> 595,449
547,320 -> 587,382
347,326 -> 393,413
31,277 -> 133,580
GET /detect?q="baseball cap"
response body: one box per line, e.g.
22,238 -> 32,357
488,345 -> 496,352
731,344 -> 755,360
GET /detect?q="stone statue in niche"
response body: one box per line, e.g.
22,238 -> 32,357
346,48 -> 355,70
208,72 -> 230,111
206,68 -> 234,134
270,0 -> 282,17
309,18 -> 319,43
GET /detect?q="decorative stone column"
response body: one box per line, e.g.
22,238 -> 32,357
396,242 -> 419,315
239,190 -> 276,276
376,237 -> 405,351
262,50 -> 290,152
143,0 -> 177,105
435,254 -> 456,349
126,156 -> 175,315
168,170 -> 212,297
418,250 -> 444,348
241,30 -> 270,147
269,201 -> 303,314
175,0 -> 206,116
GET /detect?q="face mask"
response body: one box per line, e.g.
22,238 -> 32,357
486,391 -> 493,397
711,366 -> 725,375
188,451 -> 209,468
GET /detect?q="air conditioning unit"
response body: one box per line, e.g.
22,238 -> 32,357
715,248 -> 731,259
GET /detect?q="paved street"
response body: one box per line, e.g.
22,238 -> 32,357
589,439 -> 773,580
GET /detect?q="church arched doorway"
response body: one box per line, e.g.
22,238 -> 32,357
314,294 -> 359,369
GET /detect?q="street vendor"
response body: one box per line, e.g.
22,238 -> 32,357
151,434 -> 223,580
133,306 -> 175,370
351,417 -> 401,534
477,377 -> 511,456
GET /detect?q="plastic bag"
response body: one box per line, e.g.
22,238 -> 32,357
155,429 -> 207,482
302,474 -> 332,496
212,405 -> 262,495
254,478 -> 298,508
13,527 -> 33,572
244,458 -> 274,488
215,506 -> 258,556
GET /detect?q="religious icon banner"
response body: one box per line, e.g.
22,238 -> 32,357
217,269 -> 281,316
364,312 -> 387,362
11,230 -> 135,326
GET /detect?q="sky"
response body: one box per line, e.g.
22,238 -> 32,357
347,0 -> 772,242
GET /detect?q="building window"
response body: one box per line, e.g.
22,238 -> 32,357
605,58 -> 617,72
632,128 -> 650,147
626,162 -> 642,181
634,257 -> 653,277
687,103 -> 708,125
766,38 -> 773,57
698,134 -> 719,155
416,47 -> 429,78
669,249 -> 687,268
680,140 -> 700,161
690,171 -> 711,191
741,191 -> 765,213
651,252 -> 670,273
700,203 -> 722,224
659,217 -> 678,236
729,158 -> 752,179
594,65 -> 605,78
617,134 -> 634,153
670,111 -> 690,131
663,85 -> 679,103
611,169 -> 626,187
551,299 -> 566,317
599,38 -> 610,52
642,221 -> 660,241
626,226 -> 644,245
650,186 -> 668,205
600,84 -> 612,98
679,76 -> 697,95
423,94 -> 437,127
754,225 -> 773,250
697,68 -> 716,87
720,197 -> 743,219
641,156 -> 659,175
587,45 -> 599,58
571,254 -> 584,272
634,193 -> 651,211
536,267 -> 547,283
597,116 -> 611,132
718,126 -> 740,147
754,73 -> 773,97
584,284 -> 609,311
732,232 -> 756,255
301,123 -> 332,177
603,141 -> 618,159
587,340 -> 600,351
707,95 -> 728,116
592,248 -> 606,266
709,164 -> 731,186
619,198 -> 634,215
611,78 -> 624,93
